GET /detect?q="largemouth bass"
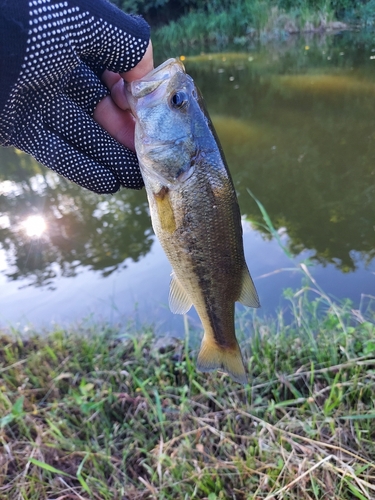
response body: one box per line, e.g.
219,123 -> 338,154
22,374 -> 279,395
126,58 -> 260,384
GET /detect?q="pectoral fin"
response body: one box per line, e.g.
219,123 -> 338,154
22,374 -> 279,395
237,267 -> 260,308
169,273 -> 193,314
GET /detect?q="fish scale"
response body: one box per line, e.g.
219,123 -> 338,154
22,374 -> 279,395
126,58 -> 260,384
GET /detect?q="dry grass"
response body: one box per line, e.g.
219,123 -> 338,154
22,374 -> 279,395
0,290 -> 374,499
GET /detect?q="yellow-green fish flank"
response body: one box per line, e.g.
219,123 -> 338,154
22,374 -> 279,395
126,58 -> 260,384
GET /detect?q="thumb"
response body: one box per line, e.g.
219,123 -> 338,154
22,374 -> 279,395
93,96 -> 136,152
95,42 -> 153,151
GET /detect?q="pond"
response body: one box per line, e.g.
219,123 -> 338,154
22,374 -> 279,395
0,31 -> 374,334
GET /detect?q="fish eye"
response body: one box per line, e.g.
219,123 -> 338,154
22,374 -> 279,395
170,91 -> 188,109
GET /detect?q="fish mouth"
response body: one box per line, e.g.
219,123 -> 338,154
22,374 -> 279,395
141,58 -> 185,83
138,160 -> 185,190
126,58 -> 186,102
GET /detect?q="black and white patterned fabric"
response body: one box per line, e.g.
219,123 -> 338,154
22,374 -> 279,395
0,0 -> 150,193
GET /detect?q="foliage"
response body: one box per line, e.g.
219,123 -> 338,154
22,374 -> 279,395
353,0 -> 375,27
153,0 -> 343,49
110,0 -> 375,21
0,290 -> 375,498
110,0 -> 169,15
109,0 -> 375,46
278,0 -> 339,9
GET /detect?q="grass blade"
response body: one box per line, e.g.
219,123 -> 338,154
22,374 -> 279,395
28,458 -> 70,476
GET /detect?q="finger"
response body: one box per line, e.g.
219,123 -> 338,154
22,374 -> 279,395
99,40 -> 154,115
65,64 -> 135,150
65,63 -> 109,115
93,95 -> 135,151
21,122 -> 121,193
101,70 -> 122,89
121,40 -> 154,83
108,78 -> 131,112
70,0 -> 150,73
42,94 -> 143,189
100,72 -> 132,112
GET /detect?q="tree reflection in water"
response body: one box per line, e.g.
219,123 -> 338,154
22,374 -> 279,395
0,147 -> 152,288
185,35 -> 375,272
0,33 -> 375,292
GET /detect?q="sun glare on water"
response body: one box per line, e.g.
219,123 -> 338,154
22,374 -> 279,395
22,215 -> 47,238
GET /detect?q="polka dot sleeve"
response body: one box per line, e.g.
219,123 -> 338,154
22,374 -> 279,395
0,0 -> 151,193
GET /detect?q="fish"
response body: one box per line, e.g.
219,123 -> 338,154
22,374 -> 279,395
126,58 -> 260,384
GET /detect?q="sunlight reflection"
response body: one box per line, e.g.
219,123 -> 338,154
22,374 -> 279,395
22,215 -> 47,238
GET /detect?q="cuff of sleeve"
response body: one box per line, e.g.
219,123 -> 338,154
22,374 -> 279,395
0,0 -> 29,144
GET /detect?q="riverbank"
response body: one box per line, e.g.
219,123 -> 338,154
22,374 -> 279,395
154,1 -> 349,49
113,0 -> 375,48
1,293 -> 374,499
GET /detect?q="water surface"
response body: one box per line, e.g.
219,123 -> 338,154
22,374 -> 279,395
0,33 -> 374,333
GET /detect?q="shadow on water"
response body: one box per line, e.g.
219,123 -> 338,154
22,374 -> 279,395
0,31 -> 374,328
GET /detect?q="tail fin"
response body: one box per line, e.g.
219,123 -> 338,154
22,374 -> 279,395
196,334 -> 248,384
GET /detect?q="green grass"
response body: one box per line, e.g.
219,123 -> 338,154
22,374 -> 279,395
1,190 -> 374,498
154,0 -> 341,49
1,291 -> 374,499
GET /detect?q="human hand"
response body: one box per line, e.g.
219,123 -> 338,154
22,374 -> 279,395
0,0 -> 152,194
93,41 -> 154,153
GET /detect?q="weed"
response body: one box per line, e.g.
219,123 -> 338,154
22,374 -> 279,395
154,0 -> 347,49
0,295 -> 374,498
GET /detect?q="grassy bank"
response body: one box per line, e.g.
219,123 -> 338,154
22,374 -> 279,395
153,0 -> 347,49
1,291 -> 375,499
114,0 -> 375,47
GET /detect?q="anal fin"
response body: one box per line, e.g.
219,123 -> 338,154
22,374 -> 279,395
238,267 -> 260,308
169,272 -> 193,314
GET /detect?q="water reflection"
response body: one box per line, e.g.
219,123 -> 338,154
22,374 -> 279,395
0,153 -> 153,288
21,215 -> 46,238
184,37 -> 375,272
0,33 -> 374,327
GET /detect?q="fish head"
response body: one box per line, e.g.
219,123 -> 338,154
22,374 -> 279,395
126,58 -> 209,189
